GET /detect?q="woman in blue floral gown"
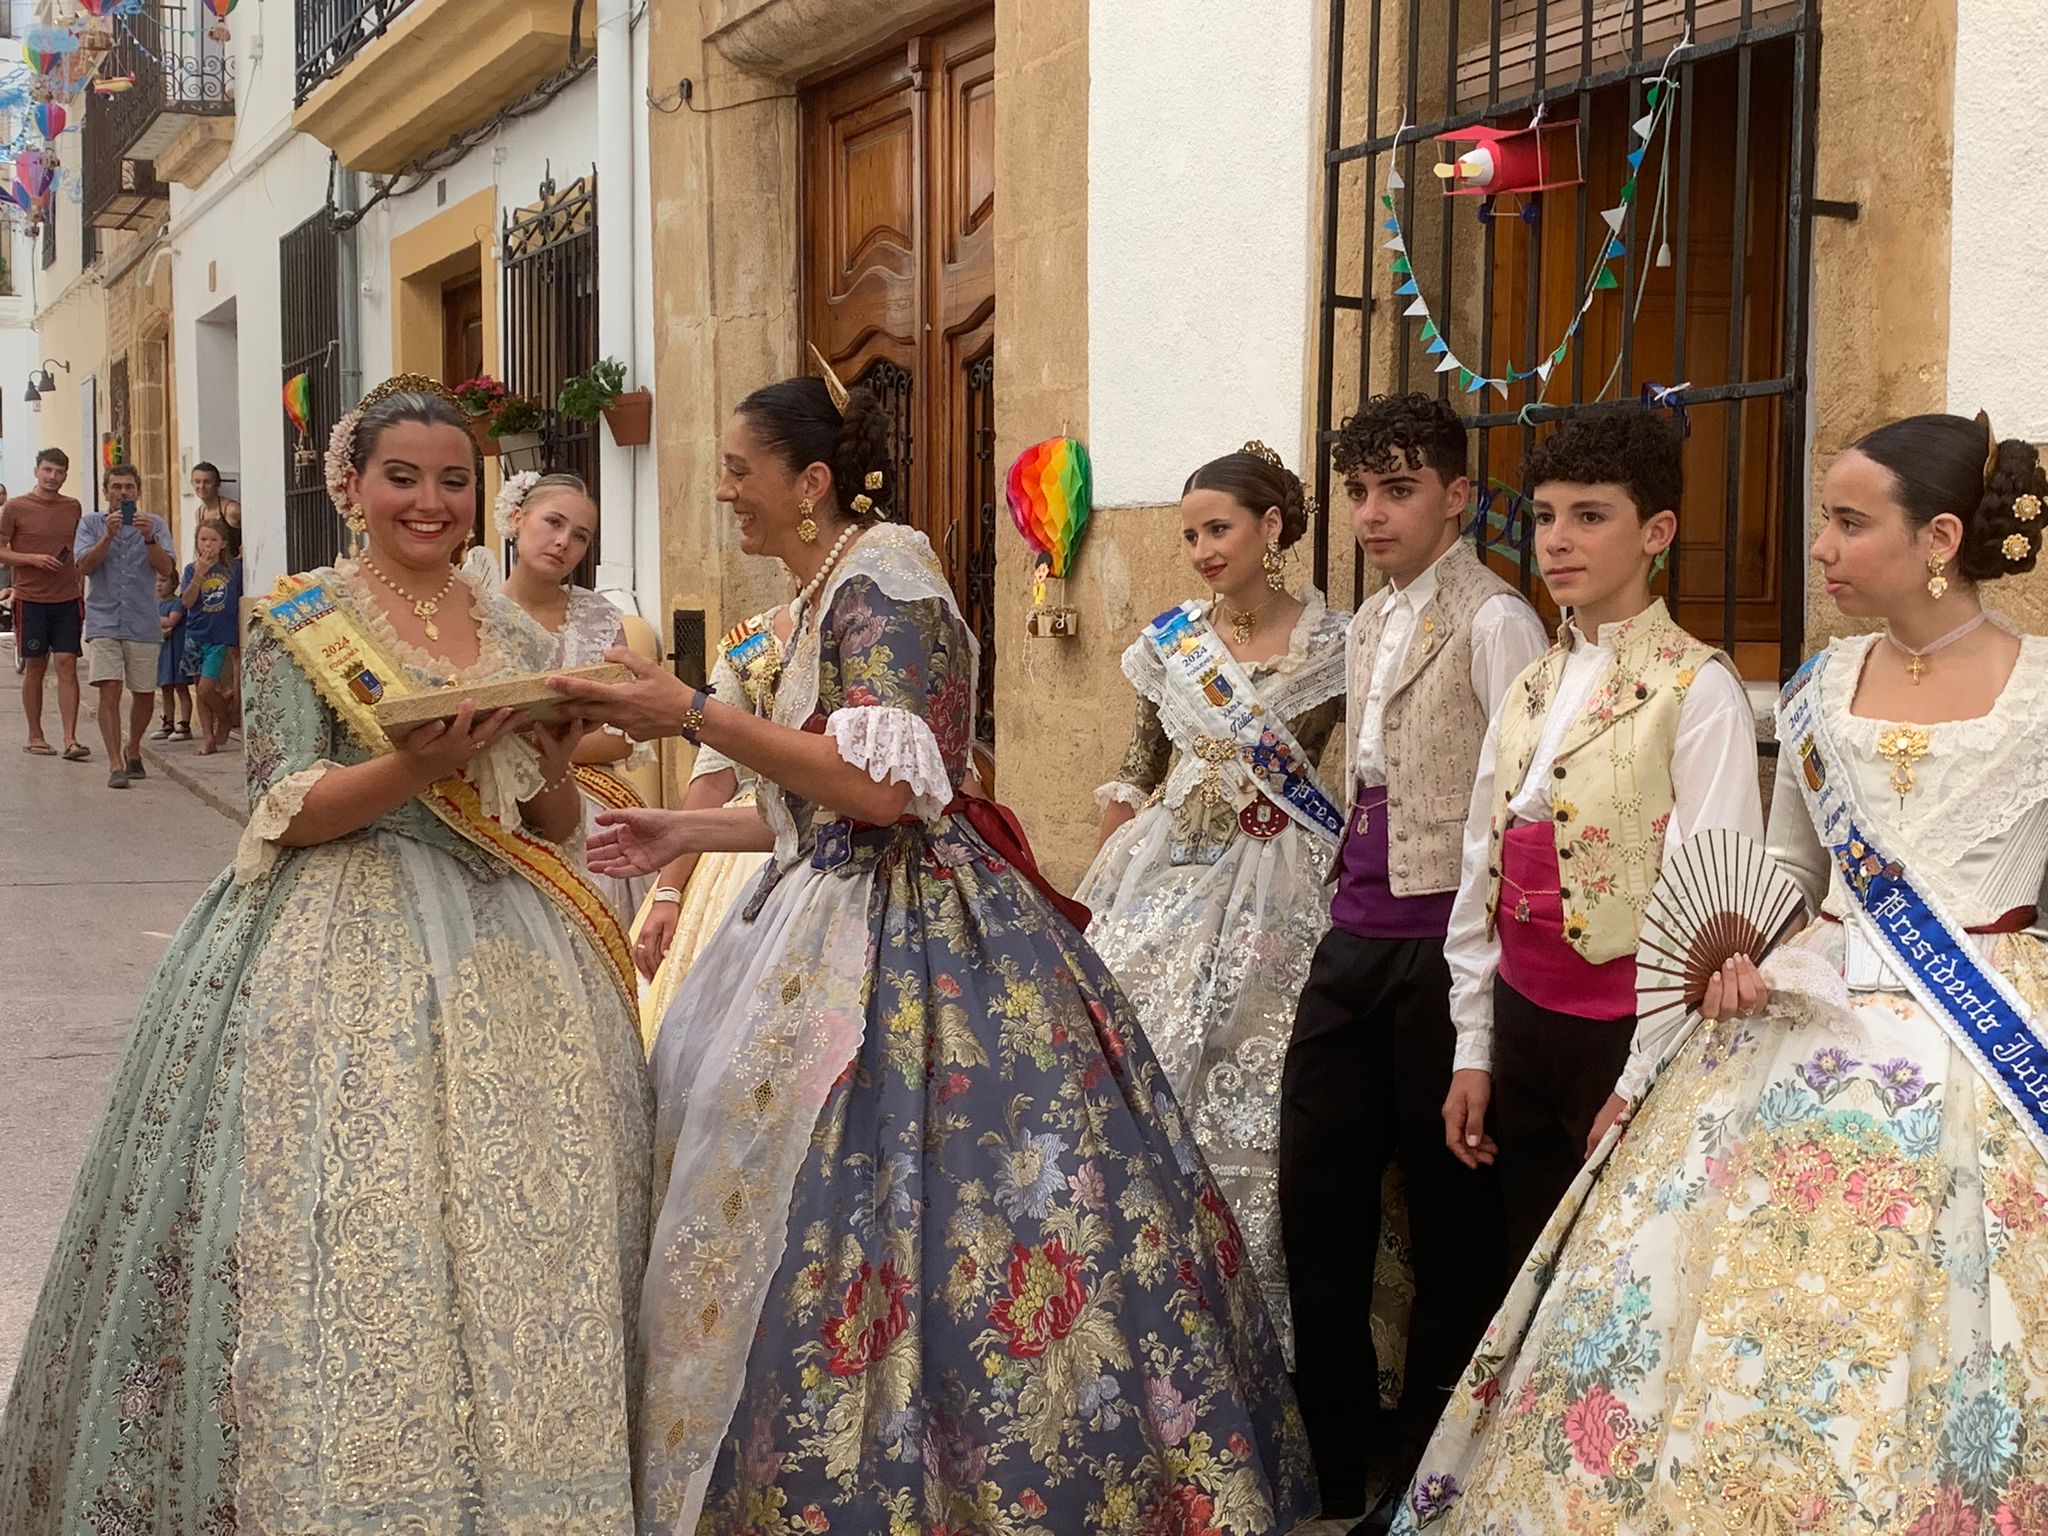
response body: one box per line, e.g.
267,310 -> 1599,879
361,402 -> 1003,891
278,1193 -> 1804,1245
557,373 -> 1315,1536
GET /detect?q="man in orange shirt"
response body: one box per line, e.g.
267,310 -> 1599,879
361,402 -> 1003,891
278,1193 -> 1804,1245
0,450 -> 88,758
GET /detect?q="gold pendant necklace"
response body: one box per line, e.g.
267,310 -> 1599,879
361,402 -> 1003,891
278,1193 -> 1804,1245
1217,593 -> 1280,646
364,558 -> 460,642
1884,608 -> 1989,685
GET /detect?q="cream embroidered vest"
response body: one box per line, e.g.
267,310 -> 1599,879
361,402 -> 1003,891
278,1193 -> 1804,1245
1485,599 -> 1724,963
1344,541 -> 1527,895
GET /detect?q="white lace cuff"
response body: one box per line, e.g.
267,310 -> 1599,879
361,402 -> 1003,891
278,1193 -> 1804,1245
470,735 -> 546,827
825,705 -> 952,822
1760,944 -> 1854,1018
1095,780 -> 1151,811
234,761 -> 339,884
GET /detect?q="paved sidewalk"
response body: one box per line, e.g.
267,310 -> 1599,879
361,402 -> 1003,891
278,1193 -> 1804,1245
0,634 -> 244,1385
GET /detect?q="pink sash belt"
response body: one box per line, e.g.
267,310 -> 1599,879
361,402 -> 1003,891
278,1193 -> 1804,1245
1496,820 -> 1636,1020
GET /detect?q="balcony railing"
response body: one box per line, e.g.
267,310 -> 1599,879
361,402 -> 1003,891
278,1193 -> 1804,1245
82,0 -> 233,230
296,0 -> 417,105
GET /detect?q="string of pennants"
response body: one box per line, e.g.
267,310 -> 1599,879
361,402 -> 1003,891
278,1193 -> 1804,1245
1382,46 -> 1687,403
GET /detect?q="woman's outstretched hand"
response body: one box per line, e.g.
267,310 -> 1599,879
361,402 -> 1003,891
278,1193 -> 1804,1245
550,648 -> 701,742
1700,954 -> 1770,1022
589,808 -> 706,878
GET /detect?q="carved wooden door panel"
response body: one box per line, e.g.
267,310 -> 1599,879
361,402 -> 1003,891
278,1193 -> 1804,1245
802,6 -> 998,761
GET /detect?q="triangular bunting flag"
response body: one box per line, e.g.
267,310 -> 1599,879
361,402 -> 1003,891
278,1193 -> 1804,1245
1491,378 -> 1510,400
1387,166 -> 1405,190
1396,279 -> 1419,296
1381,193 -> 1395,210
1420,319 -> 1438,342
1384,233 -> 1407,252
1404,296 -> 1429,317
1626,147 -> 1646,173
1620,177 -> 1638,203
1601,205 -> 1627,234
1536,358 -> 1556,382
1595,265 -> 1620,291
1427,337 -> 1448,356
1436,353 -> 1460,375
1391,256 -> 1412,275
1456,369 -> 1475,392
1383,217 -> 1400,232
1552,343 -> 1568,364
1606,238 -> 1626,262
1647,82 -> 1664,109
1632,112 -> 1656,141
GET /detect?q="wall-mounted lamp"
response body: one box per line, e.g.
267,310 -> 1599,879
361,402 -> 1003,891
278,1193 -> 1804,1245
23,380 -> 40,407
30,358 -> 71,395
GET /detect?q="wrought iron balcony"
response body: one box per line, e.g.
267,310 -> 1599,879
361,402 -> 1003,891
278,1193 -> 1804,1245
82,0 -> 234,231
296,0 -> 417,105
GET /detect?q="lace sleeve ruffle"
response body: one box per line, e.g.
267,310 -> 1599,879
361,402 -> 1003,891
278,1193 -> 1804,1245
234,760 -> 339,884
470,735 -> 547,826
1095,780 -> 1152,812
825,705 -> 953,823
1613,943 -> 1851,1104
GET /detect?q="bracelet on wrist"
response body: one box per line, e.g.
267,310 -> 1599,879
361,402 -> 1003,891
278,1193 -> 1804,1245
651,886 -> 684,905
538,766 -> 575,796
679,687 -> 709,745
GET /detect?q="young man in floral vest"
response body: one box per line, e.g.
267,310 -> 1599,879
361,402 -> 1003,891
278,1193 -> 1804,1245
1441,406 -> 1762,1275
1278,394 -> 1546,1528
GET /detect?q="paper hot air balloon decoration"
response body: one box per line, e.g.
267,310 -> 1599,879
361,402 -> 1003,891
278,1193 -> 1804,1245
201,0 -> 238,42
283,372 -> 317,470
34,102 -> 65,140
1007,435 -> 1092,638
22,26 -> 78,77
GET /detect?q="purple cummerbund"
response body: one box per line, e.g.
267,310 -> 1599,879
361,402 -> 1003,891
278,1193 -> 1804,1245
1496,820 -> 1636,1019
1330,785 -> 1459,941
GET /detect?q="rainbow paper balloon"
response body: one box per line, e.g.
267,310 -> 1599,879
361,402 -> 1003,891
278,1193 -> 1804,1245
201,0 -> 239,18
34,102 -> 65,140
282,372 -> 312,438
22,27 -> 77,76
16,152 -> 53,199
1006,436 -> 1093,578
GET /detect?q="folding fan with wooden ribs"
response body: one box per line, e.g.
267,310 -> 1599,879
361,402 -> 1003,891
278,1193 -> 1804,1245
1635,828 -> 1807,1040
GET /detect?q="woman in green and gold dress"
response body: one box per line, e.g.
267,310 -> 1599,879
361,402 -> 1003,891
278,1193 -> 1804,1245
0,379 -> 652,1535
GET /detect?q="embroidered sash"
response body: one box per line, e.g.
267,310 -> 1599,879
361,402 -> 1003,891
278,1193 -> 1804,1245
1141,602 -> 1345,844
255,572 -> 636,1008
1782,651 -> 2048,1163
572,763 -> 647,813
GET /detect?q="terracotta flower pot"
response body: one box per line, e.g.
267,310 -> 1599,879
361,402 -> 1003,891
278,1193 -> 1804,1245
603,389 -> 653,447
467,416 -> 498,453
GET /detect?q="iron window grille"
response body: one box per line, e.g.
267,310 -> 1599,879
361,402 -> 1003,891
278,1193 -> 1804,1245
280,211 -> 345,573
963,349 -> 998,761
1315,0 -> 1820,680
501,170 -> 600,581
297,0 -> 416,104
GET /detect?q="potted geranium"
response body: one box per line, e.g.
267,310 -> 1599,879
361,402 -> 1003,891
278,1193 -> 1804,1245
559,356 -> 652,447
452,376 -> 508,452
490,395 -> 548,473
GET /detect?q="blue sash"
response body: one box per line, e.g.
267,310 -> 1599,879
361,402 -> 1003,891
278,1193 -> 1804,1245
1141,602 -> 1346,844
1781,650 -> 2048,1161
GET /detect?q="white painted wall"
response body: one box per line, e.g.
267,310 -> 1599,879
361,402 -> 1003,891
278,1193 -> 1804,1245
1948,0 -> 2048,442
1086,0 -> 1317,507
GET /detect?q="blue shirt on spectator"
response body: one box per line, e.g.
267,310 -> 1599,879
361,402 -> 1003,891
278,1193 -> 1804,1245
181,556 -> 243,649
74,509 -> 171,643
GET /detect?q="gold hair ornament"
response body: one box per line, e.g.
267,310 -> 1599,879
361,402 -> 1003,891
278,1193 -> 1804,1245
1240,439 -> 1287,471
1978,409 -> 1999,489
864,470 -> 884,491
806,343 -> 852,414
2015,493 -> 2042,524
2004,532 -> 2032,563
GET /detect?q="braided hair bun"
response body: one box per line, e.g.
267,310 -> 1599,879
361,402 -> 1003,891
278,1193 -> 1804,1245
1852,413 -> 2048,585
833,387 -> 893,521
1183,443 -> 1312,549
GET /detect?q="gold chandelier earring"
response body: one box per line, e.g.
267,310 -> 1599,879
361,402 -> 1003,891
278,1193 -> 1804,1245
1263,543 -> 1286,591
1927,552 -> 1949,601
797,498 -> 818,545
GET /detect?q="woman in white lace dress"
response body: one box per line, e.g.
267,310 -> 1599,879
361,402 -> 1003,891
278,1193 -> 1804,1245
1077,443 -> 1349,1356
491,471 -> 653,922
1393,413 -> 2048,1536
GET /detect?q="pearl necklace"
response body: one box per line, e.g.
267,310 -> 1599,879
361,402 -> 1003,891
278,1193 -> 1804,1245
792,522 -> 863,631
363,557 -> 461,642
1885,607 -> 1989,684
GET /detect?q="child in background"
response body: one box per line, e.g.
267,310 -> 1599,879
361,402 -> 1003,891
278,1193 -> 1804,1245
154,567 -> 192,740
179,519 -> 241,756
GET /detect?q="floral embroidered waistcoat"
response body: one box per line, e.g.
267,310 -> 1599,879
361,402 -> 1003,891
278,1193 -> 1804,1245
1343,541 -> 1523,895
1485,599 -> 1722,963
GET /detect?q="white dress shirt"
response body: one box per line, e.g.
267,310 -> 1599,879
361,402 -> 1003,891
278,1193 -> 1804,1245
1354,547 -> 1549,784
1443,613 -> 1763,1075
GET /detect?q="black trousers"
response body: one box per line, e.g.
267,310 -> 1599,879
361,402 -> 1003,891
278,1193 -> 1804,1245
1277,930 -> 1510,1515
1490,976 -> 1636,1274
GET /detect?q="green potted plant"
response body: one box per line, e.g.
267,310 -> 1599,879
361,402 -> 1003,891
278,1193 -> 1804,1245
558,356 -> 652,447
453,375 -> 508,452
490,395 -> 548,473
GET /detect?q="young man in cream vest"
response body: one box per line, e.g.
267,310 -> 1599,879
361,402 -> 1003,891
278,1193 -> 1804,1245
1441,407 -> 1761,1274
1277,394 -> 1545,1527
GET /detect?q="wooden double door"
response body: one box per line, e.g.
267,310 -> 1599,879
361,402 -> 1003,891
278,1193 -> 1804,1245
801,6 -> 997,756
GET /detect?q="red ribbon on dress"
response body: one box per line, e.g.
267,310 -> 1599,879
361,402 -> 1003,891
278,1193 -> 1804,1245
949,795 -> 1094,933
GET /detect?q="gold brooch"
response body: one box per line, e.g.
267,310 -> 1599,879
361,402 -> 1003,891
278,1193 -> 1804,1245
2015,493 -> 2042,523
1191,736 -> 1238,806
2005,532 -> 2032,563
1875,724 -> 1931,806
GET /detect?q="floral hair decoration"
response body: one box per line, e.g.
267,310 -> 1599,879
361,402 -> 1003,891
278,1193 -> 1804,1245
494,470 -> 542,540
325,373 -> 474,530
